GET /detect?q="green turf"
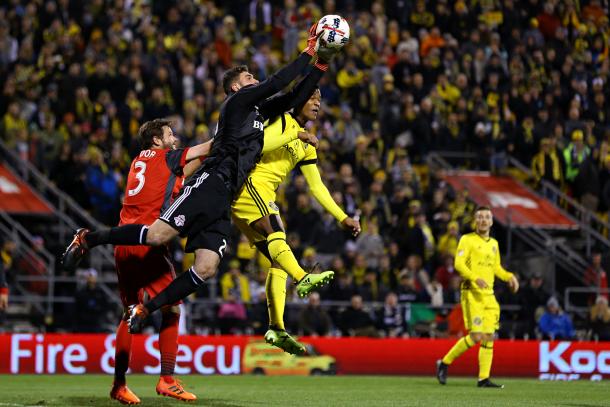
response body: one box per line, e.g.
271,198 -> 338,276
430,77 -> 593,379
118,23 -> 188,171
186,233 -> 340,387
0,375 -> 607,407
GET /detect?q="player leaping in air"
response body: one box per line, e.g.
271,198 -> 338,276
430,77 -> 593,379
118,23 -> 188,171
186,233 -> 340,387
62,25 -> 331,334
110,119 -> 211,404
233,86 -> 360,355
436,206 -> 519,389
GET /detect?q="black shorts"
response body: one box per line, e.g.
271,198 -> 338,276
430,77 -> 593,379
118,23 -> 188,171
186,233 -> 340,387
159,171 -> 232,255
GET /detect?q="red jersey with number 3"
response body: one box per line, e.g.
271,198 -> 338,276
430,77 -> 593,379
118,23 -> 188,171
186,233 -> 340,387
119,148 -> 190,225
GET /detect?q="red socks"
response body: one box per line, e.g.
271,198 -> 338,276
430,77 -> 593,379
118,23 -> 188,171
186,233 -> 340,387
159,311 -> 179,377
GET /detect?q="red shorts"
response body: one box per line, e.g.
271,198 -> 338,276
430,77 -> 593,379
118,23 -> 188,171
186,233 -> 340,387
114,245 -> 180,307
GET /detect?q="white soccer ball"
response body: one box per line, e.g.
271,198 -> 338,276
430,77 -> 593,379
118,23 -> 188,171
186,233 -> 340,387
316,14 -> 350,49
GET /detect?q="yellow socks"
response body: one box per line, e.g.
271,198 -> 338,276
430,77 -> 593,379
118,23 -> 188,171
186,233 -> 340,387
266,232 -> 307,282
442,335 -> 475,365
478,340 -> 494,380
265,268 -> 287,330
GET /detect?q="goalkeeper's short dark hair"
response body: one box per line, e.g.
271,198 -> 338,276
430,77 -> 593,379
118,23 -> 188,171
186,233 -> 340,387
222,65 -> 249,95
138,119 -> 172,149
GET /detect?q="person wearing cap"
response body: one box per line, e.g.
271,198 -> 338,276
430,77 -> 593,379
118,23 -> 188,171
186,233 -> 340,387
437,206 -> 519,388
219,259 -> 251,303
437,221 -> 460,257
563,129 -> 590,185
538,297 -> 575,340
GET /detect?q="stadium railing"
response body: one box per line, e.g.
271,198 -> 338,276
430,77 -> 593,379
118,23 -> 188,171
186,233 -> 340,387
0,139 -> 121,308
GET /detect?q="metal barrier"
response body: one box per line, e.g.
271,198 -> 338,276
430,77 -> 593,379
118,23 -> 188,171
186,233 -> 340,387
564,287 -> 610,313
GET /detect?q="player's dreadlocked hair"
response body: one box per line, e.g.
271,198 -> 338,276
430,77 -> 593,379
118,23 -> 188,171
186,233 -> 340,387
138,119 -> 172,149
222,65 -> 249,95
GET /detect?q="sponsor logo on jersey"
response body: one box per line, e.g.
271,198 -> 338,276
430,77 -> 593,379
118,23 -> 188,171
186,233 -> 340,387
253,121 -> 264,130
473,317 -> 482,326
174,214 -> 185,227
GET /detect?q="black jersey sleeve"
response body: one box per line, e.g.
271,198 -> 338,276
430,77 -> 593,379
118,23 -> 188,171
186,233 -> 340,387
260,66 -> 324,120
233,53 -> 312,107
165,148 -> 188,176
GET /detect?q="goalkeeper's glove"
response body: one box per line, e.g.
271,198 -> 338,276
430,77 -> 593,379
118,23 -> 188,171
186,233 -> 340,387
303,23 -> 320,56
314,42 -> 341,71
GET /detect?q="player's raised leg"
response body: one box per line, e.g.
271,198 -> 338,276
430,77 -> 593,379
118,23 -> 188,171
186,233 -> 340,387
62,220 -> 178,271
129,247 -> 221,333
155,306 -> 197,401
252,214 -> 334,297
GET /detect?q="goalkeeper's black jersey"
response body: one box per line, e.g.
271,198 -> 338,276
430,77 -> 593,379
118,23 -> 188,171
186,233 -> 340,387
196,52 -> 321,197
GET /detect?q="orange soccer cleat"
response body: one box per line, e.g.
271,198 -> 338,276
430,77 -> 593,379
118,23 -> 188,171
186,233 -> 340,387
61,228 -> 90,271
156,376 -> 197,402
110,383 -> 141,405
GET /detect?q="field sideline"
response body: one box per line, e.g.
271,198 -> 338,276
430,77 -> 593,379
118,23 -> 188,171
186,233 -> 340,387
0,375 -> 607,407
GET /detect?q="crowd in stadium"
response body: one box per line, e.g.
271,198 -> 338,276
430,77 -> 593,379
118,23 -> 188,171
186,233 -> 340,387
1,0 -> 610,338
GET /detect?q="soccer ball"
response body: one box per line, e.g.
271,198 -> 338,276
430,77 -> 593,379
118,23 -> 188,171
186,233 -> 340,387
316,15 -> 350,49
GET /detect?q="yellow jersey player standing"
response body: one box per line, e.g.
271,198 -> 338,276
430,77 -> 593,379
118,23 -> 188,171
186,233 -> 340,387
232,88 -> 360,355
436,206 -> 519,388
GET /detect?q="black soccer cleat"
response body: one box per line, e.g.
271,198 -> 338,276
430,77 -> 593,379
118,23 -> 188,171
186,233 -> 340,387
436,360 -> 448,385
477,378 -> 504,388
127,304 -> 148,334
61,228 -> 90,271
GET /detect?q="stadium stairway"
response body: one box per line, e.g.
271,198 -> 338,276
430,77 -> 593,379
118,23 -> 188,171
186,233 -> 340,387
427,152 -> 610,312
0,139 -> 121,329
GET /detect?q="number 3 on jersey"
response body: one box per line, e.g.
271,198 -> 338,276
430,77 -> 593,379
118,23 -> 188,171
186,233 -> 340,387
128,161 -> 146,196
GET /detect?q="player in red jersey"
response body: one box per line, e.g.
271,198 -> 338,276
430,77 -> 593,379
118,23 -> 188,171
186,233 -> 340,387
110,119 -> 211,405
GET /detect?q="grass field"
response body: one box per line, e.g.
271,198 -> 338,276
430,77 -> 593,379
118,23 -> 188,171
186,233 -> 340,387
0,375 -> 608,407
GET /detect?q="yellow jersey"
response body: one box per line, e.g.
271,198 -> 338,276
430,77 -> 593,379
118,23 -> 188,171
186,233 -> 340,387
454,232 -> 513,295
255,112 -> 317,191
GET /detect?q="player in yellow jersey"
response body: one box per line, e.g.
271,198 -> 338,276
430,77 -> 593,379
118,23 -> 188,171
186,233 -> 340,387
436,206 -> 519,388
232,88 -> 361,355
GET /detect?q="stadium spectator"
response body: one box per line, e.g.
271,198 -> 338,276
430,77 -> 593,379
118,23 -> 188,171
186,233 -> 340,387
436,221 -> 460,258
584,251 -> 609,302
589,296 -> 610,341
338,295 -> 377,337
0,236 -> 8,327
531,138 -> 563,201
518,272 -> 549,338
1,238 -> 16,288
376,292 -> 408,337
217,292 -> 248,335
538,297 -> 575,340
298,292 -> 332,336
74,269 -> 109,333
563,130 -> 590,194
220,260 -> 252,303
